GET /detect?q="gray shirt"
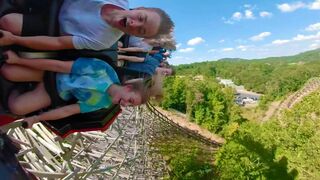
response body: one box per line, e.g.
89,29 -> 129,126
59,0 -> 128,50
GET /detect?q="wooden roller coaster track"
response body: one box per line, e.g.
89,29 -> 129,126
263,77 -> 320,122
1,103 -> 221,179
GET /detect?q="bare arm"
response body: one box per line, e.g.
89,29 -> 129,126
0,30 -> 74,50
118,47 -> 148,53
118,55 -> 145,62
23,104 -> 81,128
5,51 -> 73,73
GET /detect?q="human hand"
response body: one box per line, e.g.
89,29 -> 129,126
163,51 -> 170,56
0,30 -> 16,46
3,50 -> 20,64
22,115 -> 40,129
118,41 -> 123,48
118,47 -> 126,53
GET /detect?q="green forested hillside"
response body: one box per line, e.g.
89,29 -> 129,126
215,91 -> 320,179
175,49 -> 320,107
158,49 -> 320,179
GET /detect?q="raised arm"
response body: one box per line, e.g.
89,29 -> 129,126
118,54 -> 145,62
0,30 -> 74,50
5,51 -> 73,73
22,104 -> 81,128
118,47 -> 148,53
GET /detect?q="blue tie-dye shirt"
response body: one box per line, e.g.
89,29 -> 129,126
56,58 -> 120,113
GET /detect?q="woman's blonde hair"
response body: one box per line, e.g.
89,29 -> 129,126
144,33 -> 177,50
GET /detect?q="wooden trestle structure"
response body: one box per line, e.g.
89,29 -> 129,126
1,104 -> 220,179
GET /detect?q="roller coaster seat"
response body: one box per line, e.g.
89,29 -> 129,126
0,0 -> 123,138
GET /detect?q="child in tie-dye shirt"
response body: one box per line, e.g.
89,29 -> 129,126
1,51 -> 152,128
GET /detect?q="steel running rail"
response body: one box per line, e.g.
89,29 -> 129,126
146,102 -> 222,146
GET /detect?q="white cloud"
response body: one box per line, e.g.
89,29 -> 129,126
232,10 -> 255,20
219,39 -> 225,43
176,43 -> 182,49
309,0 -> 320,10
260,11 -> 273,18
277,2 -> 305,12
310,43 -> 320,49
293,34 -> 314,41
187,37 -> 205,46
222,48 -> 234,52
237,45 -> 249,51
208,49 -> 217,52
178,48 -> 194,53
269,31 -> 320,47
292,32 -> 320,41
272,39 -> 291,45
232,12 -> 242,20
245,10 -> 255,19
277,1 -> 320,12
224,5 -> 274,24
306,23 -> 320,31
226,8 -> 260,23
250,32 -> 271,41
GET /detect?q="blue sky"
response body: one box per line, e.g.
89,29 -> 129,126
130,0 -> 320,65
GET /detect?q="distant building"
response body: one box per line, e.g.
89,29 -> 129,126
220,79 -> 234,86
217,78 -> 261,106
218,78 -> 244,90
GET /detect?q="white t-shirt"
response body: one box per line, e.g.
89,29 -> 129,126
128,36 -> 153,51
59,0 -> 128,50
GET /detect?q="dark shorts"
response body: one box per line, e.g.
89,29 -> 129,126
21,13 -> 48,36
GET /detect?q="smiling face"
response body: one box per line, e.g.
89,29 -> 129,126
111,9 -> 161,38
111,85 -> 142,107
156,67 -> 173,76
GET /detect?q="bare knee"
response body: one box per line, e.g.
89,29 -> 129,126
8,101 -> 26,115
8,83 -> 51,115
0,13 -> 23,35
0,64 -> 43,82
1,64 -> 15,81
8,92 -> 26,115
